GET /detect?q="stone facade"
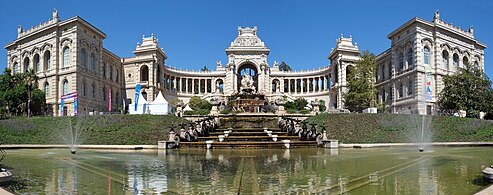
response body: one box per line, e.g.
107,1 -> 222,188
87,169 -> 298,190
5,9 -> 122,116
374,10 -> 486,114
3,10 -> 486,115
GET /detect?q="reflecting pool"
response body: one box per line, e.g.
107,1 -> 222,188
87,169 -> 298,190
2,147 -> 492,194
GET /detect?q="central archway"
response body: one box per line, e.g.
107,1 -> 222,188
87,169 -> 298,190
237,63 -> 258,93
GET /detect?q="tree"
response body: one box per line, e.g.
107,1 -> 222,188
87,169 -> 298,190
0,68 -> 46,117
24,68 -> 38,117
279,61 -> 292,71
343,50 -> 377,112
437,63 -> 492,118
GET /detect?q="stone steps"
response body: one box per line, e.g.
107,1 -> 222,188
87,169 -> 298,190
208,132 -> 288,136
198,135 -> 299,142
180,141 -> 318,149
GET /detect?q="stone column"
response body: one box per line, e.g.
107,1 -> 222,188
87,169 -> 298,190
186,78 -> 189,94
198,79 -> 201,94
324,75 -> 329,91
300,78 -> 305,93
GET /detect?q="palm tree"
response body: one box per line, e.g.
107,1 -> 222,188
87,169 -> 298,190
24,68 -> 38,117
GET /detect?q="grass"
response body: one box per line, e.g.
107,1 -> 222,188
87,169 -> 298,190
305,113 -> 493,144
0,115 -> 189,145
1,113 -> 492,145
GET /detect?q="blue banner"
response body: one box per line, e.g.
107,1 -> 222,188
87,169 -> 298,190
60,99 -> 64,116
74,98 -> 78,116
134,84 -> 141,111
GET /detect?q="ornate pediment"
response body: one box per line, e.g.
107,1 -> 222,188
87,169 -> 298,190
226,26 -> 270,55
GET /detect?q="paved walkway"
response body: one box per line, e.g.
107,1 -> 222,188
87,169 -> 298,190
0,144 -> 157,150
339,142 -> 493,148
475,184 -> 493,195
0,187 -> 13,195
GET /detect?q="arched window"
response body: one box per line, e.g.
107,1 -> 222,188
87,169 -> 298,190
453,54 -> 459,70
381,65 -> 385,80
408,80 -> 413,96
398,83 -> 403,98
34,54 -> 40,72
474,61 -> 479,67
102,86 -> 106,101
407,48 -> 413,69
23,57 -> 30,73
91,83 -> 95,98
387,62 -> 392,78
109,66 -> 113,81
63,47 -> 70,67
423,47 -> 430,65
346,65 -> 354,77
44,82 -> 49,97
63,80 -> 69,95
44,51 -> 51,70
90,53 -> 96,70
102,63 -> 106,79
81,48 -> 86,67
13,62 -> 19,74
82,80 -> 87,96
442,50 -> 449,69
216,79 -> 224,93
398,53 -> 404,72
142,91 -> 147,101
116,69 -> 119,82
140,65 -> 149,82
463,56 -> 469,66
272,79 -> 278,93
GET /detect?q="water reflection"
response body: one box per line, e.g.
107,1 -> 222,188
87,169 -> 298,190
3,147 -> 493,194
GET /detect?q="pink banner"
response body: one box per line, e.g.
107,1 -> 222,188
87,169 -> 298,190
108,88 -> 112,112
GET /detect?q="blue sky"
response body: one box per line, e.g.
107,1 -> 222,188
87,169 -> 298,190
1,0 -> 492,79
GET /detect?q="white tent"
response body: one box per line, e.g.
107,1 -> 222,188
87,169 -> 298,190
149,91 -> 171,115
183,104 -> 194,111
129,91 -> 149,114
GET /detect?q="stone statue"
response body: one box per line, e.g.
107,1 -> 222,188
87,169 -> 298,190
240,74 -> 256,93
433,10 -> 440,21
53,8 -> 59,21
17,25 -> 22,35
216,61 -> 222,67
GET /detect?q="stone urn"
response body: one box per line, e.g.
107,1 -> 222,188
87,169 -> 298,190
310,101 -> 320,114
276,99 -> 286,115
210,99 -> 220,116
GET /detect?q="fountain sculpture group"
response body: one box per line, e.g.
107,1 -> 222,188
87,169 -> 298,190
278,116 -> 337,148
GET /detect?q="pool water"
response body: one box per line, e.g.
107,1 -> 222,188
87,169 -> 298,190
2,147 -> 492,194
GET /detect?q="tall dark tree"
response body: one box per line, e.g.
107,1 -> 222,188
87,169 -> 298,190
437,63 -> 492,117
343,50 -> 377,112
279,61 -> 292,71
24,68 -> 38,117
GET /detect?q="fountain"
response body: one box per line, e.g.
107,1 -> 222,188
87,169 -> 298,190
58,115 -> 98,154
404,110 -> 433,152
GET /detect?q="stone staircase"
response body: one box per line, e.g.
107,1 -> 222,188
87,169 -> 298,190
180,115 -> 318,149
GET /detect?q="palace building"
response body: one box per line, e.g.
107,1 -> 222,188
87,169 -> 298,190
4,10 -> 486,116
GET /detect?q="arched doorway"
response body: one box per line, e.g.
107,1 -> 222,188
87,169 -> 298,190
237,64 -> 258,93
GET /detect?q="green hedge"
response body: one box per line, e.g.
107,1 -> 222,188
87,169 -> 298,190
305,113 -> 493,143
0,115 -> 188,145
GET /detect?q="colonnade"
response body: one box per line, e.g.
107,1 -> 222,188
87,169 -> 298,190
163,74 -> 224,94
273,75 -> 330,93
